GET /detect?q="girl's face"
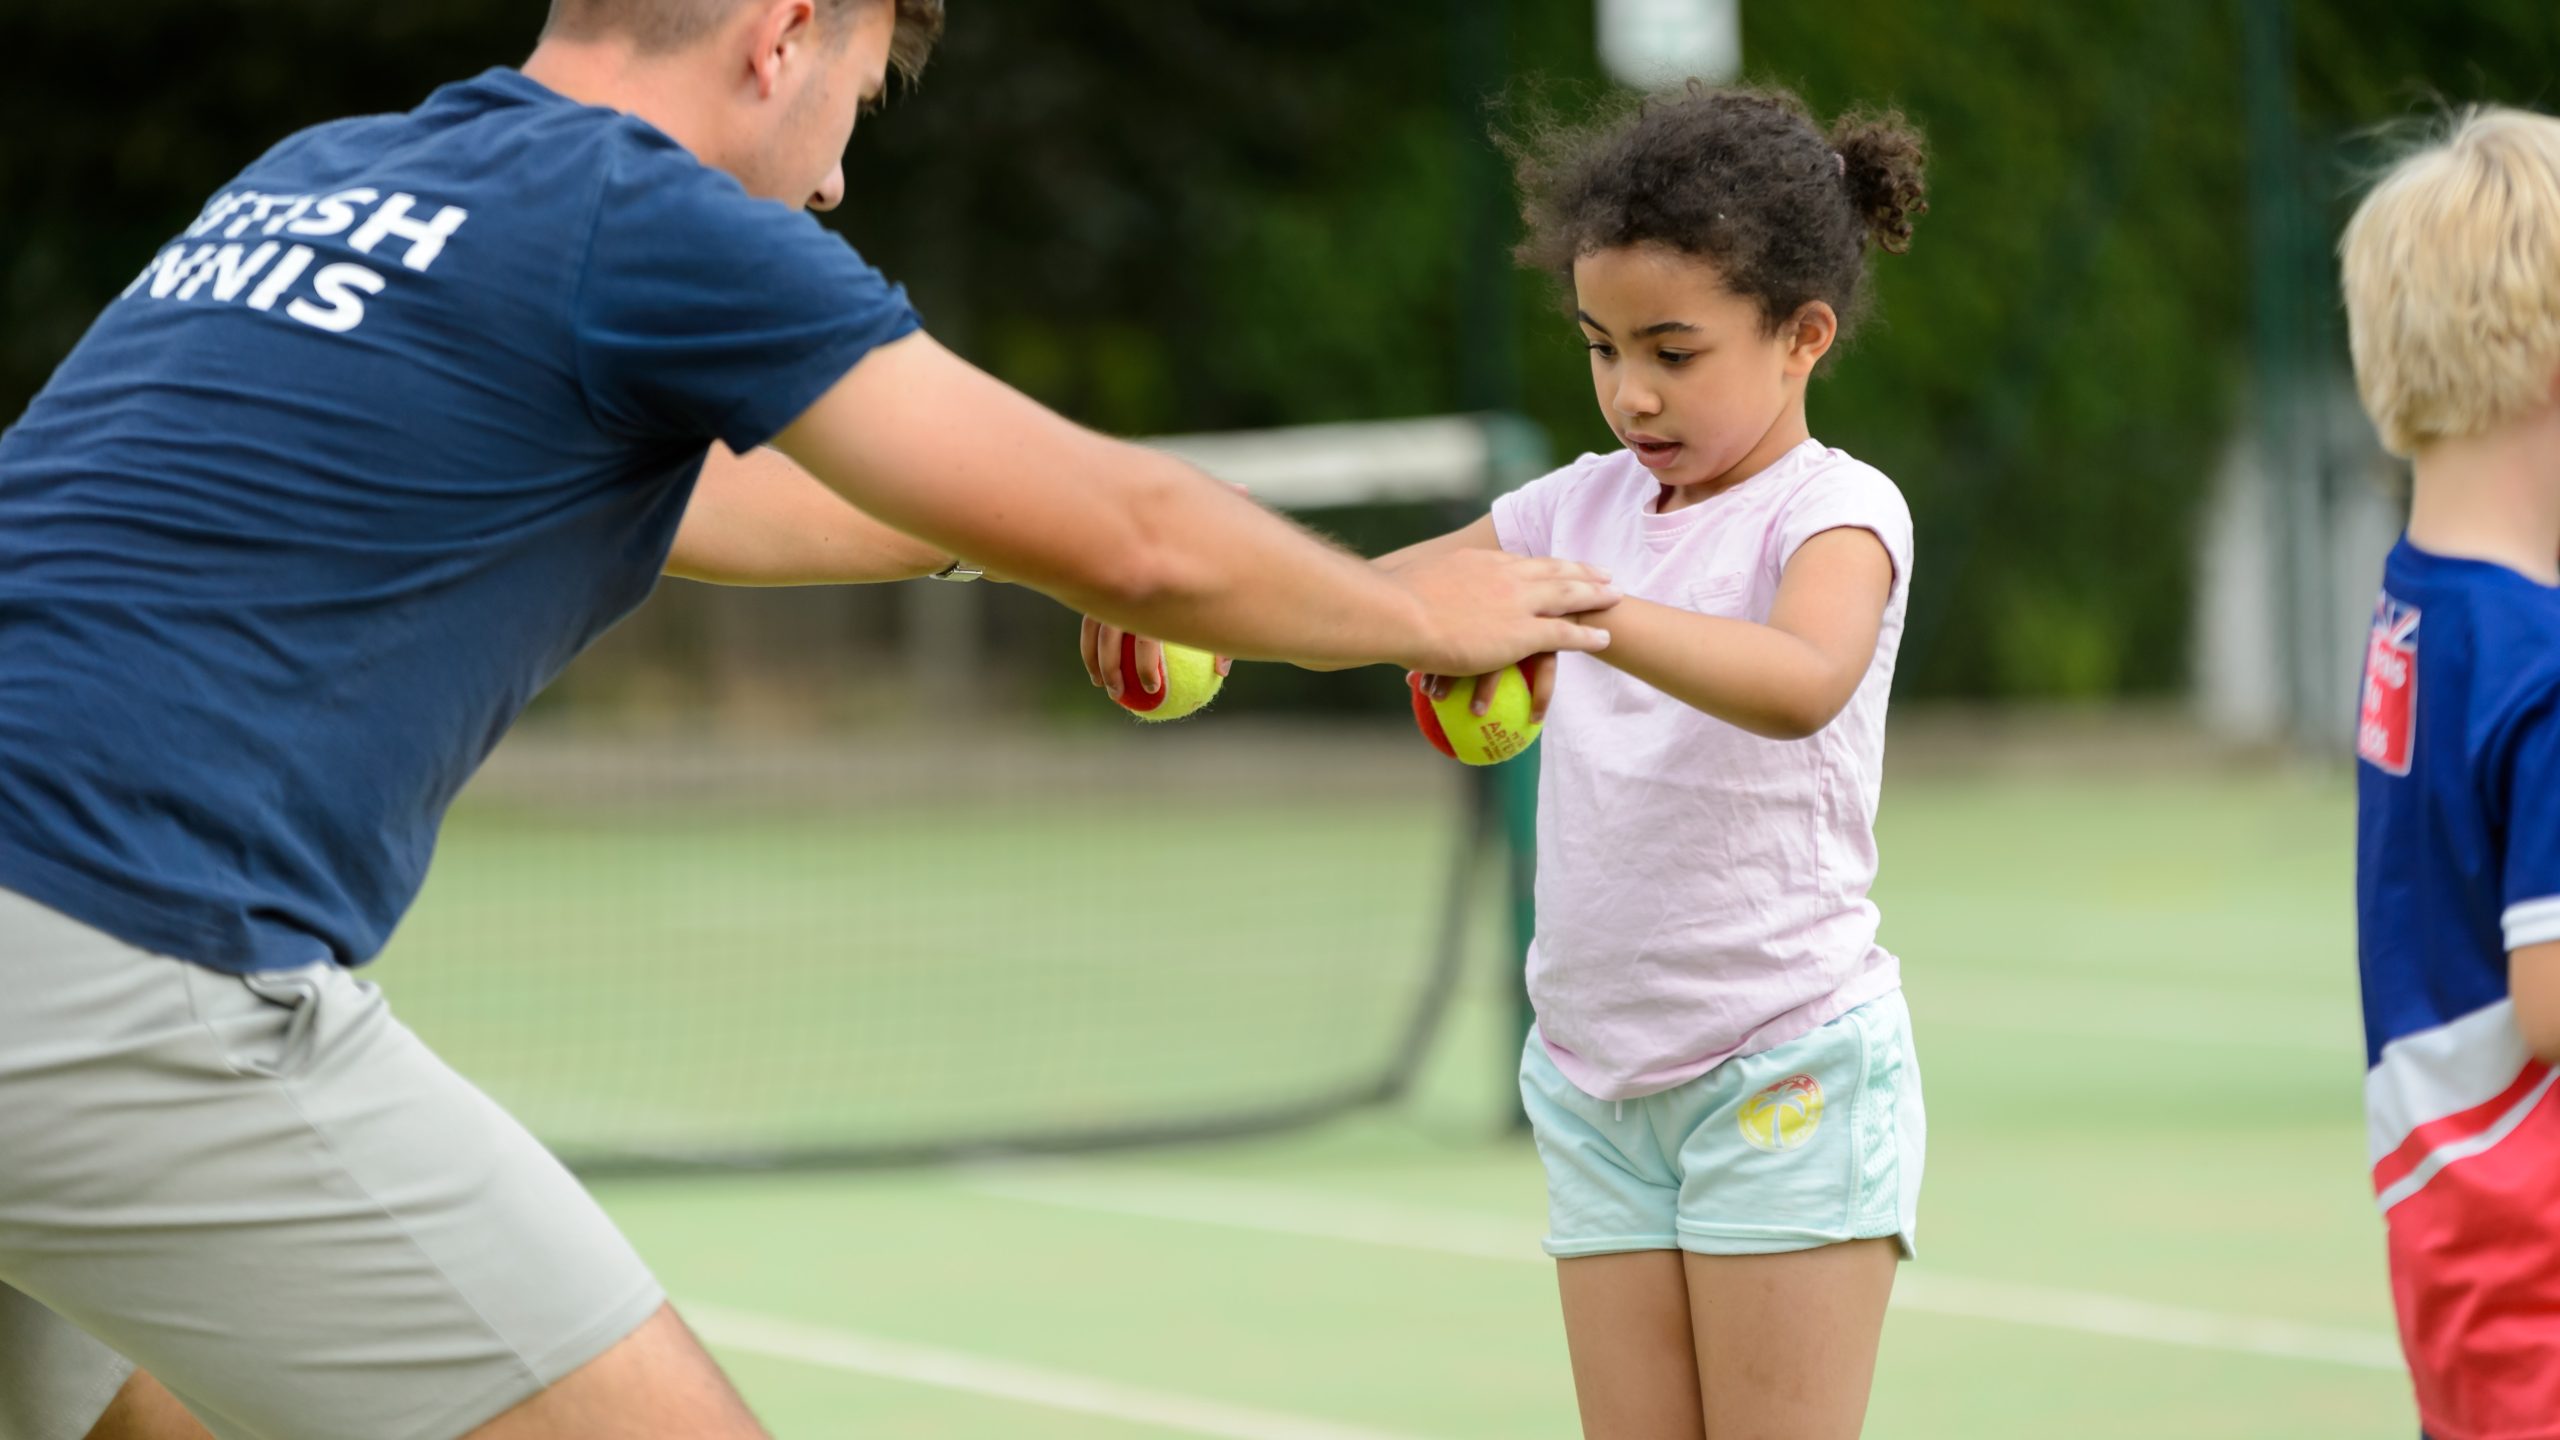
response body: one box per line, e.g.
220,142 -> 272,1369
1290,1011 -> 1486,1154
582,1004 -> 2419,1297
1572,244 -> 1835,505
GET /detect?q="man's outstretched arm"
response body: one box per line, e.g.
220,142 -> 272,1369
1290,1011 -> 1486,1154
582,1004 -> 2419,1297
773,333 -> 1617,675
666,443 -> 955,586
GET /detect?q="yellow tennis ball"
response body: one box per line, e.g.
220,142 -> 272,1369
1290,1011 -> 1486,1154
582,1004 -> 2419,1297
1411,664 -> 1542,765
1114,635 -> 1224,722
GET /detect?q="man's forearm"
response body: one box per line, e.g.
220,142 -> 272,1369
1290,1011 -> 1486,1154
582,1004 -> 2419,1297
1043,457 -> 1443,668
665,444 -> 952,586
772,339 -> 1440,666
774,334 -> 1615,675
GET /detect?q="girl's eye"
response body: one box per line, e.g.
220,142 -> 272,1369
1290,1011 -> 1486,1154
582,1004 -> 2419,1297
1585,342 -> 1616,359
1657,351 -> 1692,366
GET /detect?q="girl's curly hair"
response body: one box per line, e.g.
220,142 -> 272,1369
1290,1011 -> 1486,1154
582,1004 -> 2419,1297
1505,82 -> 1927,342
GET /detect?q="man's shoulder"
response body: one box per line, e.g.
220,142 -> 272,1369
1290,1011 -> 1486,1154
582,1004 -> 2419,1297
239,70 -> 678,195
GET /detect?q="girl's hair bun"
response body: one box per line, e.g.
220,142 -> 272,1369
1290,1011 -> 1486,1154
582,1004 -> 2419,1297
1829,109 -> 1928,255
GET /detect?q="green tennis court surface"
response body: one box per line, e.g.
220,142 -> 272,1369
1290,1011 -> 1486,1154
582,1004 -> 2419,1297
397,758 -> 2410,1437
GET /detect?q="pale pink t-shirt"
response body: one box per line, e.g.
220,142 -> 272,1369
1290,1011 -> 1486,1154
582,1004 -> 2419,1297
1491,438 -> 1914,1102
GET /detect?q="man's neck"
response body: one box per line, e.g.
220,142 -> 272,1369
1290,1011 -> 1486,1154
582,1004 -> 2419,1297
521,37 -> 725,169
2408,411 -> 2560,586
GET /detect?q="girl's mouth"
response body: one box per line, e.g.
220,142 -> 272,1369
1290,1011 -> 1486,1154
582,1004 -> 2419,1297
1626,435 -> 1684,470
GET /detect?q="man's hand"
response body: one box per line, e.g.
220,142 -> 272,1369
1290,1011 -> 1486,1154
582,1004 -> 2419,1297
1385,548 -> 1614,678
1092,547 -> 1614,694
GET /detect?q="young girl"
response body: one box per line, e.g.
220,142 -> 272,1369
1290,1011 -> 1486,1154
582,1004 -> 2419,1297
1415,84 -> 1928,1439
1085,81 -> 1926,1439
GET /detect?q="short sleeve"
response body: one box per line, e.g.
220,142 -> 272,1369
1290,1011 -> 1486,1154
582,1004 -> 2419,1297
2501,696 -> 2560,951
1491,454 -> 1605,558
572,141 -> 922,454
1776,464 -> 1915,595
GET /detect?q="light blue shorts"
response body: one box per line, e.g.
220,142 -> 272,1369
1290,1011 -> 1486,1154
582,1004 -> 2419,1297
1521,991 -> 1925,1259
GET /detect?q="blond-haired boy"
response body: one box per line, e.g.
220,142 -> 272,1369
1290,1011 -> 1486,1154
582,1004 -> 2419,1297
2346,106 -> 2560,1440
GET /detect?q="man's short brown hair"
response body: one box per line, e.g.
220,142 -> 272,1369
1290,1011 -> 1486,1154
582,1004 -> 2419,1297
545,0 -> 945,80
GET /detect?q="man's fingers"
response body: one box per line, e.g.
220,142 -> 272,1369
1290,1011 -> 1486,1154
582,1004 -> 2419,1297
1214,656 -> 1233,679
1533,576 -> 1623,617
1133,637 -> 1164,695
1544,620 -> 1611,655
1537,558 -> 1613,586
1079,617 -> 1104,688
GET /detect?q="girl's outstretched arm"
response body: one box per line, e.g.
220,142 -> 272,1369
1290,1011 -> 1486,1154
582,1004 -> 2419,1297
1375,515 -> 1503,572
1531,526 -> 1892,740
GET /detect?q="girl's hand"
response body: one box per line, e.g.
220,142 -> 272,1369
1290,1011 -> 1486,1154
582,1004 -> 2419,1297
1078,617 -> 1233,702
1413,652 -> 1559,723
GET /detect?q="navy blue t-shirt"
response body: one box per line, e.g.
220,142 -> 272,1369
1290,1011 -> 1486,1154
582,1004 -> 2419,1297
2357,540 -> 2560,1065
0,69 -> 920,972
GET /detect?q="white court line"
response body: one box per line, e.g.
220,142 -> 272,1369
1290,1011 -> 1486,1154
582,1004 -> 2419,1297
961,1169 -> 2404,1372
686,1303 -> 1444,1440
1927,1005 -> 2355,1055
1888,1273 -> 2402,1371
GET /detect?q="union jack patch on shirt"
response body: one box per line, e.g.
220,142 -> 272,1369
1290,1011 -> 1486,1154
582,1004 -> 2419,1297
2360,594 -> 2421,777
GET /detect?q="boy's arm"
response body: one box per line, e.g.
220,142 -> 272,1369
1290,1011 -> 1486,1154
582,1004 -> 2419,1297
774,333 -> 1617,675
666,443 -> 955,586
1432,527 -> 1894,741
2512,944 -> 2560,1064
2503,700 -> 2560,1061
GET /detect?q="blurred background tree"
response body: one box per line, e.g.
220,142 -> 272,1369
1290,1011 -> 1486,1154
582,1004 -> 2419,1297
5,0 -> 2555,713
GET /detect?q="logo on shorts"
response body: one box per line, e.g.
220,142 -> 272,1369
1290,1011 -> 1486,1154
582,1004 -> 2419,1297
1737,1073 -> 1825,1153
2358,594 -> 2420,777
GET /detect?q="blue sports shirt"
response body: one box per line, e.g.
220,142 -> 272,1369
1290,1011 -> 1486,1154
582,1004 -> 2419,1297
0,69 -> 920,972
2357,541 -> 2560,1066
2355,538 -> 2560,1436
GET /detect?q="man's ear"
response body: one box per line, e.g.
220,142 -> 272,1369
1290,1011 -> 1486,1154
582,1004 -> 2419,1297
743,0 -> 821,99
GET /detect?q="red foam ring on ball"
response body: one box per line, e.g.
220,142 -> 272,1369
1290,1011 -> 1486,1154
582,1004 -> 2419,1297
1410,674 -> 1457,758
1115,632 -> 1167,713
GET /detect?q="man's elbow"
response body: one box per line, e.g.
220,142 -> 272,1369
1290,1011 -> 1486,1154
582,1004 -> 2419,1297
1062,472 -> 1220,612
1060,540 -> 1185,612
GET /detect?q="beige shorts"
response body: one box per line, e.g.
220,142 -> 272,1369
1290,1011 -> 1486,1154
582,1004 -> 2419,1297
0,888 -> 664,1440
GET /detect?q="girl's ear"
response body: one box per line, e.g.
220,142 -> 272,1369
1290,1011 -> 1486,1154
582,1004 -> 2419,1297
1784,301 -> 1839,377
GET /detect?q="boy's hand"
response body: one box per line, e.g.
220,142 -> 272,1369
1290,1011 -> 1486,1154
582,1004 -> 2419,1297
1079,618 -> 1233,702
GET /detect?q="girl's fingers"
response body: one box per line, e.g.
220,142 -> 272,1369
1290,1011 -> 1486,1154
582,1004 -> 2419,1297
1097,625 -> 1126,699
1525,653 -> 1558,723
1079,616 -> 1104,688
